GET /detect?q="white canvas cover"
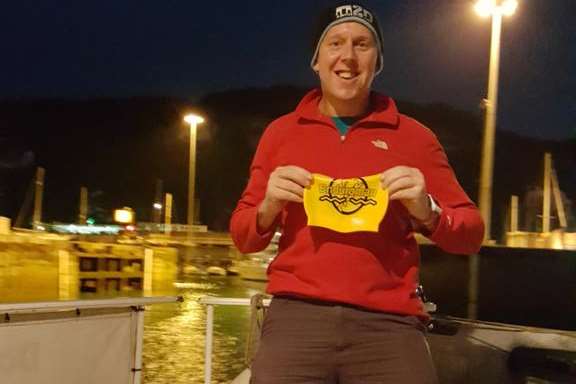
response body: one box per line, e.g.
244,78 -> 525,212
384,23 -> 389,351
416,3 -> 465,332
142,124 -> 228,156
0,312 -> 133,384
0,297 -> 178,384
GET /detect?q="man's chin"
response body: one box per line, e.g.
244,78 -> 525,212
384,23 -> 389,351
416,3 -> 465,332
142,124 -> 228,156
331,90 -> 365,102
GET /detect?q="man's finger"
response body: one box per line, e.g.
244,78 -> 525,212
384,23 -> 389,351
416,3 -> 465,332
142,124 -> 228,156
273,189 -> 304,203
273,178 -> 305,198
277,166 -> 312,187
380,171 -> 412,190
388,188 -> 419,201
385,176 -> 415,196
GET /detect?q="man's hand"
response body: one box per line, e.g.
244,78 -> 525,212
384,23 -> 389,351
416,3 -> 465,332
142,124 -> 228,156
257,165 -> 312,232
379,166 -> 431,221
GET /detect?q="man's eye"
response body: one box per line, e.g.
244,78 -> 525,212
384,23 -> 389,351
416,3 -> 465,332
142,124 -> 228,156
328,41 -> 340,47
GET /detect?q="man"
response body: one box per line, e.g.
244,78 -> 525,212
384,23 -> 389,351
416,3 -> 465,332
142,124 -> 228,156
230,3 -> 484,383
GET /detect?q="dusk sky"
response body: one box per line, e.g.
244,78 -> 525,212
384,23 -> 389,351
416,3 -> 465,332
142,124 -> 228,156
1,0 -> 574,140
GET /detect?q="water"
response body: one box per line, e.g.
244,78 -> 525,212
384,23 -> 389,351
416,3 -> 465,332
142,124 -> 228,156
0,244 -> 266,383
143,276 -> 266,384
4,239 -> 574,383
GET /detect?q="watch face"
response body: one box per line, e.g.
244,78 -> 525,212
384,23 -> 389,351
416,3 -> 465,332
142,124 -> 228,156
429,195 -> 441,214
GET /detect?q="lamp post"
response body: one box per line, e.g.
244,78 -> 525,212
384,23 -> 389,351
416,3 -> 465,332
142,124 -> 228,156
475,0 -> 518,242
183,113 -> 205,238
468,0 -> 518,320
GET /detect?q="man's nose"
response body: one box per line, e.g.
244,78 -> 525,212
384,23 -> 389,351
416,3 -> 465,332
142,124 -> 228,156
340,40 -> 357,62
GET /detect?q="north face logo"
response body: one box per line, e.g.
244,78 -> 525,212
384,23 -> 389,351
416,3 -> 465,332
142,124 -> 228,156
335,5 -> 374,24
372,139 -> 388,150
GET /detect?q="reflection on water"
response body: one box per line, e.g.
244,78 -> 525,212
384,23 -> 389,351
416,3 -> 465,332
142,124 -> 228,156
144,276 -> 266,384
0,243 -> 266,383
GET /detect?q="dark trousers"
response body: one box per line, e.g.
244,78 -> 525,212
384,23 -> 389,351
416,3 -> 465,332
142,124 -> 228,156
250,296 -> 439,384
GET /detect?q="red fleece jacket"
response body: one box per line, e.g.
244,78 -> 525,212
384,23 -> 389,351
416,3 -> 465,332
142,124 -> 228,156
230,89 -> 484,318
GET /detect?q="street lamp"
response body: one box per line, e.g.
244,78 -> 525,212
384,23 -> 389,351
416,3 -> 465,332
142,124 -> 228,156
114,207 -> 135,225
475,0 -> 518,241
468,0 -> 519,321
183,113 -> 205,237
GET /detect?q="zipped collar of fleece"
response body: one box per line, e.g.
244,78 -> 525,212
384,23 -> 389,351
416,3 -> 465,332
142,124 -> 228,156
294,88 -> 399,128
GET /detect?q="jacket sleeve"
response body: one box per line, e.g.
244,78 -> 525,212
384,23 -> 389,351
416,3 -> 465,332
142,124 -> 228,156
229,124 -> 280,253
418,132 -> 485,254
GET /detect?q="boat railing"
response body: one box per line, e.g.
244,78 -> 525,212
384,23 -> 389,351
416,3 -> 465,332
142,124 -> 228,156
198,294 -> 435,384
198,295 -> 576,384
198,296 -> 271,384
0,296 -> 180,384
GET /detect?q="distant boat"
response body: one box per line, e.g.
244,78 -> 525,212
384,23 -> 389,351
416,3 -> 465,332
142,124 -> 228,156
234,253 -> 273,281
182,265 -> 204,275
234,232 -> 280,282
206,266 -> 227,276
173,281 -> 196,289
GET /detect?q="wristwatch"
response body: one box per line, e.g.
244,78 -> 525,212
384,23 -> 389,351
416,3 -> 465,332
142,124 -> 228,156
420,194 -> 442,231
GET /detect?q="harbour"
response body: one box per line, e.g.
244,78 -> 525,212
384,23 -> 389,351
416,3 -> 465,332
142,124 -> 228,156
1,1 -> 575,382
1,227 -> 575,383
0,236 -> 267,383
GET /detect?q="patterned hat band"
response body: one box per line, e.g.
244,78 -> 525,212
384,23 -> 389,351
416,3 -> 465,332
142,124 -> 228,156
310,4 -> 384,75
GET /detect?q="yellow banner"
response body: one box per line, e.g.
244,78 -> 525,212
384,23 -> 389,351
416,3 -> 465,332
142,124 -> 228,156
303,174 -> 389,233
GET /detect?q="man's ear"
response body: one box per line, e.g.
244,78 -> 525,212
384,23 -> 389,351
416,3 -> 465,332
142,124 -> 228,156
313,61 -> 319,74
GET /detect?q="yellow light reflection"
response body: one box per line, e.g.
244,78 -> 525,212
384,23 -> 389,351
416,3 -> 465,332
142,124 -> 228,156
550,231 -> 565,250
474,0 -> 518,17
114,207 -> 134,224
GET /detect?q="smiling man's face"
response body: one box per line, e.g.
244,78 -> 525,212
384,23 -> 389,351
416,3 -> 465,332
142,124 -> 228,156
313,22 -> 378,112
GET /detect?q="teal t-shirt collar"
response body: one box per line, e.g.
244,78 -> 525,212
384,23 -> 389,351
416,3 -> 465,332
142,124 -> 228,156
331,116 -> 359,136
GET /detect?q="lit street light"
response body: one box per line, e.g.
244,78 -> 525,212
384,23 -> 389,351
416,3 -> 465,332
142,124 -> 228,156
475,0 -> 518,17
183,113 -> 205,237
468,0 -> 519,321
475,0 -> 518,241
114,207 -> 135,224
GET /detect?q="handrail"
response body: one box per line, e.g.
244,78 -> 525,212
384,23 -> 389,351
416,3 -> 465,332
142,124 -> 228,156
198,295 -> 576,384
0,296 -> 182,314
198,296 -> 271,307
199,296 -> 270,384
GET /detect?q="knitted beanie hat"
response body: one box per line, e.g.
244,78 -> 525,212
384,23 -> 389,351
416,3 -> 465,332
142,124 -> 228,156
310,3 -> 384,74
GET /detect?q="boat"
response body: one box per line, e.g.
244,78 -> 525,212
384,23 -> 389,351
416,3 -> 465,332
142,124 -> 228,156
233,232 -> 280,282
2,295 -> 574,384
206,266 -> 227,276
199,296 -> 576,384
233,252 -> 273,281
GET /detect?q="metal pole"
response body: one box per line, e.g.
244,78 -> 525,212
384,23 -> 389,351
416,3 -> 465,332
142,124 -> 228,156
470,9 -> 503,322
188,123 -> 197,239
204,304 -> 214,384
551,166 -> 568,228
32,167 -> 45,229
153,179 -> 163,224
197,297 -> 273,383
78,186 -> 88,224
132,307 -> 145,384
467,253 -> 479,320
143,248 -> 154,294
164,193 -> 173,234
478,11 -> 503,242
542,152 -> 552,233
510,195 -> 519,232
